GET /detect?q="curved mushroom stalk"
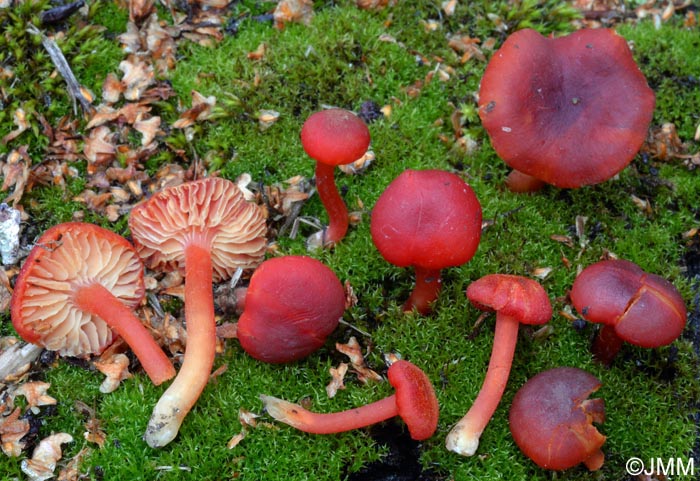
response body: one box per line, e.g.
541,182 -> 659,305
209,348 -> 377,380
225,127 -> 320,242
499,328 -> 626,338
509,367 -> 606,471
301,108 -> 371,248
261,360 -> 439,441
446,274 -> 551,456
11,222 -> 175,386
445,311 -> 519,456
129,177 -> 267,447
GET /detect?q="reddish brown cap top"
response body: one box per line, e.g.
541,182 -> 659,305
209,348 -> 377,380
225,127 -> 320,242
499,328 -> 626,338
370,169 -> 482,270
509,367 -> 606,470
11,222 -> 144,356
387,360 -> 439,441
128,177 -> 267,282
300,109 -> 370,166
236,256 -> 345,363
466,274 -> 552,326
570,259 -> 686,347
479,28 -> 655,188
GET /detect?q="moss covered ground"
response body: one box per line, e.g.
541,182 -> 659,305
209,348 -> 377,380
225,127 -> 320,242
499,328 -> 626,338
1,1 -> 699,480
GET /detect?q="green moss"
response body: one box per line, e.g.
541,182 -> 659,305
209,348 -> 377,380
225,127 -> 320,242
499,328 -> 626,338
2,1 -> 699,480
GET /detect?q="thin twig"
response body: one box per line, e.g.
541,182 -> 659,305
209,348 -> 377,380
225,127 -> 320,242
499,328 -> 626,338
26,25 -> 93,116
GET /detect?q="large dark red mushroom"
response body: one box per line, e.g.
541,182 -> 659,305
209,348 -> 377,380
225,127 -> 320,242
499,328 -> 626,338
478,28 -> 655,191
129,177 -> 267,447
509,367 -> 606,471
446,274 -> 552,456
236,255 -> 346,363
370,169 -> 482,314
11,222 -> 175,386
301,108 -> 371,247
570,259 -> 686,365
260,359 -> 439,441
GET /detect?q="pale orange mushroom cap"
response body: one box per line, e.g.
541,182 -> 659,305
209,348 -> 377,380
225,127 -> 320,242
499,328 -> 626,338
129,177 -> 267,447
128,177 -> 268,278
12,222 -> 144,356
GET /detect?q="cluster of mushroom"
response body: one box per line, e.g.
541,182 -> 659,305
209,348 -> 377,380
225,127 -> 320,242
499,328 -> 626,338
7,25 -> 689,475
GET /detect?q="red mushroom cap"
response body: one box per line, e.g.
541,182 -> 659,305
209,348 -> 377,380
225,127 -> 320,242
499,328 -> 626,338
301,108 -> 371,167
11,222 -> 144,356
466,274 -> 552,326
509,367 -> 606,471
570,259 -> 686,348
236,256 -> 346,363
388,359 -> 440,441
370,169 -> 482,271
478,28 -> 655,188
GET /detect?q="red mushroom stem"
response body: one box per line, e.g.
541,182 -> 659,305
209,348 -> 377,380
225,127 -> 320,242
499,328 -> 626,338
504,170 -> 546,193
145,240 -> 216,447
445,311 -> 518,455
73,283 -> 175,385
315,162 -> 349,246
590,324 -> 625,365
260,393 -> 401,434
261,359 -> 438,441
403,267 -> 442,315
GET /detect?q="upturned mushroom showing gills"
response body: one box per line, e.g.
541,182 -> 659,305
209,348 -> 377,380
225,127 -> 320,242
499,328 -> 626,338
236,255 -> 346,363
301,108 -> 371,248
446,274 -> 552,456
478,28 -> 655,191
11,222 -> 175,386
128,177 -> 267,448
260,359 -> 439,441
509,367 -> 606,471
370,169 -> 482,315
570,259 -> 686,365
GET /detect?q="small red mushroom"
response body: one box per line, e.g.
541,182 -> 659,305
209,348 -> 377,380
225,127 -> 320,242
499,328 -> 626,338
128,177 -> 267,447
509,367 -> 606,471
260,359 -> 439,441
301,108 -> 371,248
11,222 -> 175,386
370,169 -> 482,314
236,255 -> 346,363
570,259 -> 687,365
446,274 -> 552,456
478,28 -> 655,191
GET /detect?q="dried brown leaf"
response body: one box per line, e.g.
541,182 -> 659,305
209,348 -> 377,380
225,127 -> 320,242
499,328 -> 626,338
57,446 -> 89,481
1,108 -> 30,144
13,381 -> 57,412
83,126 -> 116,174
1,148 -> 31,206
274,0 -> 314,29
247,43 -> 267,61
336,337 -> 382,384
326,362 -> 348,398
134,115 -> 162,146
356,0 -> 396,9
129,0 -> 155,25
21,432 -> 73,481
0,407 -> 30,456
447,35 -> 486,63
119,55 -> 155,101
172,91 -> 216,129
93,353 -> 132,394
